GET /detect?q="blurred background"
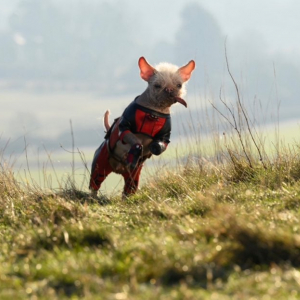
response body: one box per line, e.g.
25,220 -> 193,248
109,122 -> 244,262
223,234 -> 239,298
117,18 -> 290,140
1,0 -> 300,189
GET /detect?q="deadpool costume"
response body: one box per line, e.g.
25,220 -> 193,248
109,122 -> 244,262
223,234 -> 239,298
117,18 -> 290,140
89,97 -> 171,196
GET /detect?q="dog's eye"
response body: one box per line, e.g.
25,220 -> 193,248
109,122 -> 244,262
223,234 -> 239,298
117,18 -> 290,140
154,84 -> 162,89
177,83 -> 182,88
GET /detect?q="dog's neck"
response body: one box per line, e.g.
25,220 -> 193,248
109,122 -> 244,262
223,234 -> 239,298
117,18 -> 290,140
136,90 -> 171,115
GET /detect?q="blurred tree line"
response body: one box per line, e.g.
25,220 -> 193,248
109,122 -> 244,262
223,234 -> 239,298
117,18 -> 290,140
0,0 -> 224,94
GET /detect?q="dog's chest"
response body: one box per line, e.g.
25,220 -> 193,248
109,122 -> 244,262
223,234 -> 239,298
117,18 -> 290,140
133,109 -> 168,137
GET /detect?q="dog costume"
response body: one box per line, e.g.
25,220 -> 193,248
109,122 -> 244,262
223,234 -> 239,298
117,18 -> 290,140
89,97 -> 171,195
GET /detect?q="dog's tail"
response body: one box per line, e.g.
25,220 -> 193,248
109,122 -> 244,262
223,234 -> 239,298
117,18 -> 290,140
104,110 -> 111,131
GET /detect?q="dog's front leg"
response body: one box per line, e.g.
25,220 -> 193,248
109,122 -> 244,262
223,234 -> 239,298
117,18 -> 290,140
119,132 -> 143,169
122,163 -> 143,198
122,131 -> 142,146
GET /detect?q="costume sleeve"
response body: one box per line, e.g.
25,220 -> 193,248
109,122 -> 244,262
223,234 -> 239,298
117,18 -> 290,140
153,118 -> 171,149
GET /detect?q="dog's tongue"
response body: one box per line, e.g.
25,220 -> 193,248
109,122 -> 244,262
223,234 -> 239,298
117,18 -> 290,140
175,97 -> 187,107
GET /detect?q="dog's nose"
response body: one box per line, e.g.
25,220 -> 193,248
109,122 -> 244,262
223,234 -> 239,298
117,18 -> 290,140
164,87 -> 174,94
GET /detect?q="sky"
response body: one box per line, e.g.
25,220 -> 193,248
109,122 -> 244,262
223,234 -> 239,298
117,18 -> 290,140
128,0 -> 300,54
200,0 -> 300,53
1,0 -> 300,155
1,0 -> 299,52
1,0 -> 299,61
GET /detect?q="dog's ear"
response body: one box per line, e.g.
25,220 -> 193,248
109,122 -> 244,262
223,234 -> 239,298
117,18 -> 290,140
138,57 -> 156,82
178,60 -> 196,82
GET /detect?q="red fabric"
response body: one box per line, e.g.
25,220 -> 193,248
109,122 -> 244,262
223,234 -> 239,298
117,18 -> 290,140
135,109 -> 166,137
109,119 -> 121,150
89,142 -> 113,191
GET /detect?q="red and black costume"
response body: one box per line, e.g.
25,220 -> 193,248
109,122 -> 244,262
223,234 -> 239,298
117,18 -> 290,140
89,97 -> 171,195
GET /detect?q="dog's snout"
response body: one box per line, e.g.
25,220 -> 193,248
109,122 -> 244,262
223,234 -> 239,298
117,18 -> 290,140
164,87 -> 174,95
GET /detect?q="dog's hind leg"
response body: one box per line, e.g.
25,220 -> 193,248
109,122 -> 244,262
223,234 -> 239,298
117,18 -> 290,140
89,141 -> 112,194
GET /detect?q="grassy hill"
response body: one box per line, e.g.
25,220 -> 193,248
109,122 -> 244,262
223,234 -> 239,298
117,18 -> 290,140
1,143 -> 300,300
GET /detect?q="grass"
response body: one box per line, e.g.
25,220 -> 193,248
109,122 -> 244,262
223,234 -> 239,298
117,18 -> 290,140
1,148 -> 300,299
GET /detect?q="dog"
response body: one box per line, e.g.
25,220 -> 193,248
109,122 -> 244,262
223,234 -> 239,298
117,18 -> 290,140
89,57 -> 195,197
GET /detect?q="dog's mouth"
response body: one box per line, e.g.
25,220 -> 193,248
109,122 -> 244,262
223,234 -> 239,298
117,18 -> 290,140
174,96 -> 187,108
162,87 -> 187,108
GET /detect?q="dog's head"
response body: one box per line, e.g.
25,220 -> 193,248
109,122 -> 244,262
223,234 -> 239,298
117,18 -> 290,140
139,57 -> 195,109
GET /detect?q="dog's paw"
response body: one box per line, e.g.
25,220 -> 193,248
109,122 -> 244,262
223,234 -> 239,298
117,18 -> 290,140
89,190 -> 111,205
90,189 -> 98,198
